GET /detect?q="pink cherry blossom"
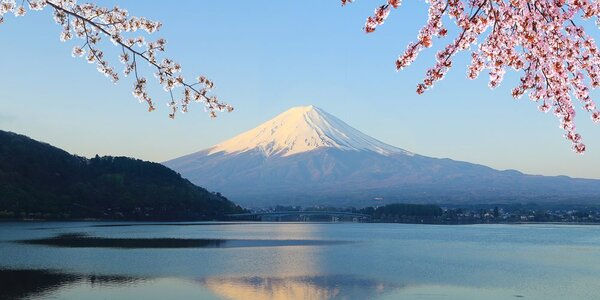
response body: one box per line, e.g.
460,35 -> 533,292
344,0 -> 600,153
0,0 -> 232,119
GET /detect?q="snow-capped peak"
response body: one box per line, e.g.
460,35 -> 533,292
207,105 -> 412,157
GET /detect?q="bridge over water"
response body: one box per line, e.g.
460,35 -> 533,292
227,211 -> 372,222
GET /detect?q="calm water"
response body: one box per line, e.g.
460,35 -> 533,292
1,222 -> 600,299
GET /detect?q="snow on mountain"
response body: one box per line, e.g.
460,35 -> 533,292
206,105 -> 412,157
164,105 -> 600,208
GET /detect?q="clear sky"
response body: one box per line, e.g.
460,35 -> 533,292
0,0 -> 599,179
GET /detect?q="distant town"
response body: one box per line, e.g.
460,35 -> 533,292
245,203 -> 600,224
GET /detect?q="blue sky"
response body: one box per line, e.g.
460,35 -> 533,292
0,0 -> 599,179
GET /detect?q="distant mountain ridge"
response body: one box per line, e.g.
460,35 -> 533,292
0,130 -> 244,220
164,106 -> 600,208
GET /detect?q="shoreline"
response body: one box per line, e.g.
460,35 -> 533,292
1,219 -> 600,226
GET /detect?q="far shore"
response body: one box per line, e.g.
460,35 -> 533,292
2,219 -> 600,226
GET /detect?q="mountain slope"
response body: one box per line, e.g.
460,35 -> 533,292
164,106 -> 600,207
0,130 -> 244,220
206,105 -> 412,157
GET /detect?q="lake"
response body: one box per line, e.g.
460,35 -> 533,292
1,222 -> 599,299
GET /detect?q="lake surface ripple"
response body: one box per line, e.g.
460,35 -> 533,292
1,222 -> 599,299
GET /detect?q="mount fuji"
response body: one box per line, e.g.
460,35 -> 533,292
164,106 -> 600,207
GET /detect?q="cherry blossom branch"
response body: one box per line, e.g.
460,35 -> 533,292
1,0 -> 232,119
343,0 -> 600,153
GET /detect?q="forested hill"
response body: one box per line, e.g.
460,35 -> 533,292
0,130 -> 245,220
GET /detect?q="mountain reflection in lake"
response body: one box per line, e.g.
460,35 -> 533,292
2,222 -> 600,299
199,275 -> 399,300
0,270 -> 397,300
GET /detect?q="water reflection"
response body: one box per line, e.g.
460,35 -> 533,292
0,269 -> 400,300
28,222 -> 256,230
88,222 -> 259,228
17,233 -> 350,249
4,223 -> 600,299
0,269 -> 143,300
199,275 -> 400,300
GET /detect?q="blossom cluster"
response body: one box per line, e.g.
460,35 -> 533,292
1,0 -> 232,119
344,0 -> 600,153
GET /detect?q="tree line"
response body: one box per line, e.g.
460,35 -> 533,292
0,130 -> 244,220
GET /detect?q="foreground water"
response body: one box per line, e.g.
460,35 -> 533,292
1,222 -> 599,299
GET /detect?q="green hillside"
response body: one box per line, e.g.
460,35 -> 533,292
0,130 -> 244,220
